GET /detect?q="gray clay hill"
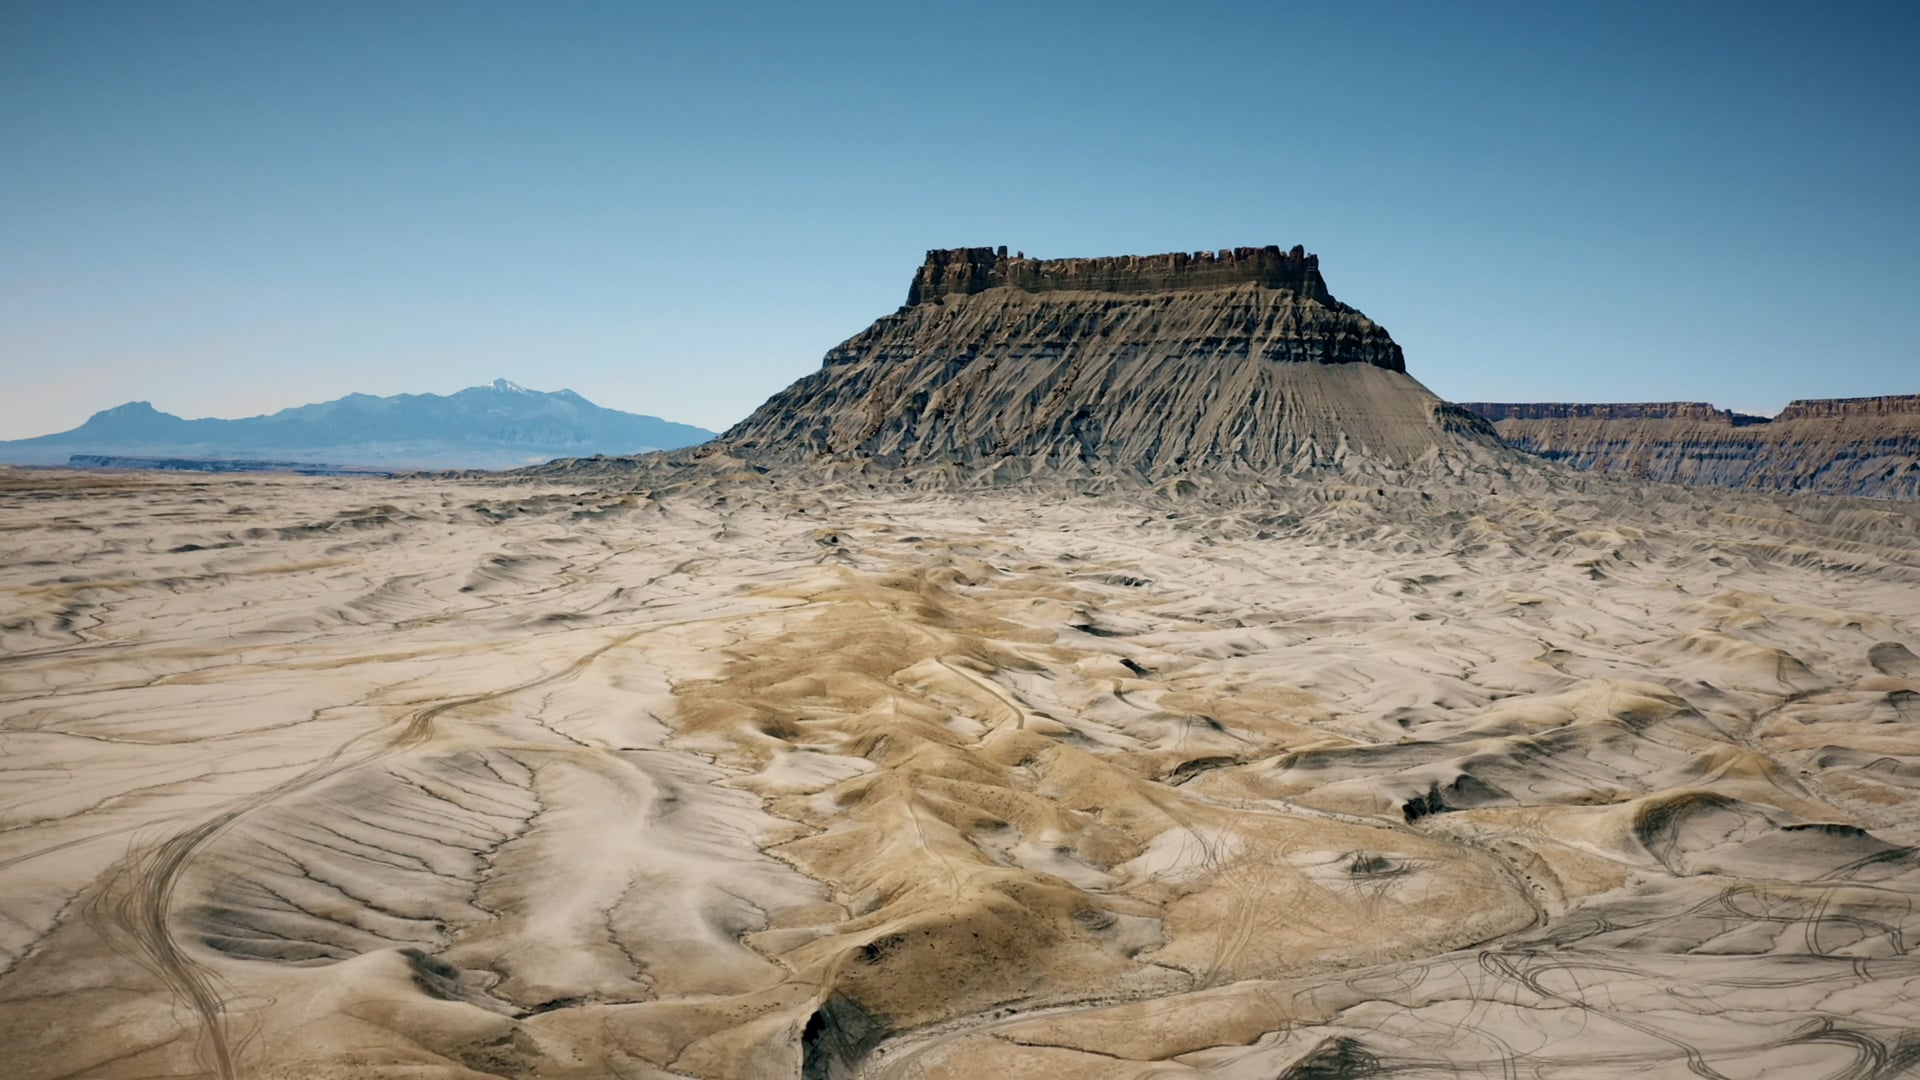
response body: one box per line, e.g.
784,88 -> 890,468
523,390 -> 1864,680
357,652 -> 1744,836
713,246 -> 1501,478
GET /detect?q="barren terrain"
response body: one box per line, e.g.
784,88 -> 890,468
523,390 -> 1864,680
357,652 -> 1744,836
3,466 -> 1919,1078
1460,397 -> 1920,499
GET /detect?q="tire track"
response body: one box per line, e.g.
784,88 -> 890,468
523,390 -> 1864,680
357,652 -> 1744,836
84,719 -> 393,1080
80,626 -> 648,1079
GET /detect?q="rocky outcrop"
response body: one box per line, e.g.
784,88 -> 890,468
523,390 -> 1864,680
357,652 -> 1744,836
907,245 -> 1342,310
1776,395 -> 1920,421
1461,396 -> 1920,499
1462,402 -> 1770,426
715,246 -> 1493,476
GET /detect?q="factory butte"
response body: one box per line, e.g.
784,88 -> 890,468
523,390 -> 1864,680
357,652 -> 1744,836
661,243 -> 1499,481
552,243 -> 1913,498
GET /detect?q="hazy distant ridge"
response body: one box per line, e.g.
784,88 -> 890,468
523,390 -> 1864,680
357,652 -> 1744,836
0,379 -> 716,470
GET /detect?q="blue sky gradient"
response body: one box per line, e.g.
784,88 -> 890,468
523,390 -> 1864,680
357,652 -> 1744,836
3,0 -> 1915,436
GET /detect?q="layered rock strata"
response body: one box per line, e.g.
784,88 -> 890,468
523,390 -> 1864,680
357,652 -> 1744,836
1466,402 -> 1770,426
720,246 -> 1497,475
906,244 -> 1341,307
1460,395 -> 1920,498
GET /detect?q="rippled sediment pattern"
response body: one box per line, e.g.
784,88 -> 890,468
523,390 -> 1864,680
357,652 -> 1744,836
2,468 -> 1918,1078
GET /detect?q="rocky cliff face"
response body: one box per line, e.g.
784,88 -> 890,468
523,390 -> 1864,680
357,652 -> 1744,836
1776,395 -> 1920,421
717,246 -> 1493,476
907,245 -> 1343,310
1463,402 -> 1770,425
1460,396 -> 1920,498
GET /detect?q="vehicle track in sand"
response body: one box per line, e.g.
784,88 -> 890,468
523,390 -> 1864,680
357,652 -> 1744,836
83,716 -> 393,1079
80,624 -> 656,1079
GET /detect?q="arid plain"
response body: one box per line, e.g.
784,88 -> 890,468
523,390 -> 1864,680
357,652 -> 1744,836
4,460 -> 1920,1079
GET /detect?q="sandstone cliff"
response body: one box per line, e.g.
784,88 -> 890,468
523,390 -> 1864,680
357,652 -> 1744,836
1465,402 -> 1770,425
1460,396 -> 1920,498
717,246 -> 1497,477
907,244 -> 1342,308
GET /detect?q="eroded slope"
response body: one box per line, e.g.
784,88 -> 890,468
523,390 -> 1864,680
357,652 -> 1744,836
2,469 -> 1918,1078
1462,396 -> 1920,499
712,247 -> 1498,477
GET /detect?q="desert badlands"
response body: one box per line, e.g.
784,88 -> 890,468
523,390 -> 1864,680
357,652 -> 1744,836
3,249 -> 1919,1079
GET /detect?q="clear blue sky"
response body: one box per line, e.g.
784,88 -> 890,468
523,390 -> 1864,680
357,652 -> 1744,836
2,0 -> 1915,437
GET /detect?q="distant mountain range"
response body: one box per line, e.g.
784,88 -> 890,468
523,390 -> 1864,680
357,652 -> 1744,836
0,379 -> 717,471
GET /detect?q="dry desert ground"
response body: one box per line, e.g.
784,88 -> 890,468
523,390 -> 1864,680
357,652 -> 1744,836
3,467 -> 1920,1078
